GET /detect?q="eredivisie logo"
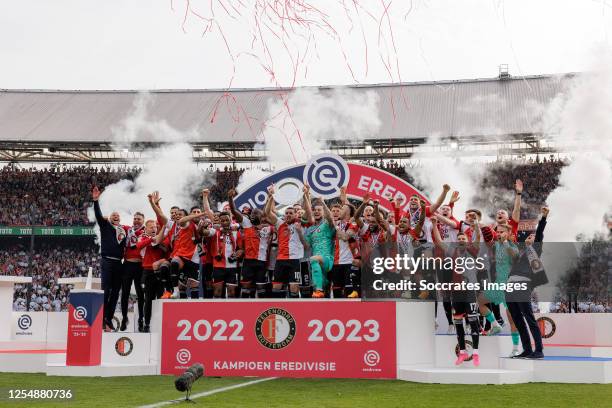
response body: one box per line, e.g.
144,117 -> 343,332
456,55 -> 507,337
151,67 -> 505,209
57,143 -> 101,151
255,308 -> 296,349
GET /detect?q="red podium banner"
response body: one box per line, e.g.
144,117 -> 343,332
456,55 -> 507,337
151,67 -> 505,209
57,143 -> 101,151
66,289 -> 104,366
160,300 -> 397,378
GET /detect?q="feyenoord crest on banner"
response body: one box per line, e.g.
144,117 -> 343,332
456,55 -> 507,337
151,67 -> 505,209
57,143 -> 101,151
255,308 -> 297,350
115,336 -> 134,356
234,153 -> 429,211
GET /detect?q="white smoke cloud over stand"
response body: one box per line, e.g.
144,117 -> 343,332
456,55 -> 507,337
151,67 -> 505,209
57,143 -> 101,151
88,93 -> 210,229
236,87 -> 382,197
408,133 -> 493,218
543,51 -> 612,242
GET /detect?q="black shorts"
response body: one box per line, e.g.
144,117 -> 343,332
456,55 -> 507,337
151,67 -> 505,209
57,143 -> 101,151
181,260 -> 200,280
179,257 -> 200,280
331,264 -> 351,287
452,291 -> 478,319
273,259 -> 301,284
241,259 -> 267,284
300,260 -> 310,286
201,263 -> 213,282
212,267 -> 238,284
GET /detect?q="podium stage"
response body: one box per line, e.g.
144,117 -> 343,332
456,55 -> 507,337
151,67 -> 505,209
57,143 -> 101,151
0,298 -> 610,383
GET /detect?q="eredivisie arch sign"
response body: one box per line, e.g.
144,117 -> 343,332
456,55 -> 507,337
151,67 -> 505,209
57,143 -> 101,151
234,154 -> 429,210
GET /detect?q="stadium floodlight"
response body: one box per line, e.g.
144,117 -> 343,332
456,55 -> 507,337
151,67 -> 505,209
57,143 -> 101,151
450,141 -> 458,149
122,148 -> 129,154
202,147 -> 210,153
365,144 -> 372,152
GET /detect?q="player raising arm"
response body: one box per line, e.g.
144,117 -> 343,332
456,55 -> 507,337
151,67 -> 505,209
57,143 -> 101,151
228,188 -> 273,298
200,209 -> 244,298
432,216 -> 482,366
92,186 -> 128,332
265,185 -> 309,298
303,191 -> 336,298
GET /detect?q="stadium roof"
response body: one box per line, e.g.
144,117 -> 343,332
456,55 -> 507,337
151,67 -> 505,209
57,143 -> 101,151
0,74 -> 571,144
0,74 -> 573,162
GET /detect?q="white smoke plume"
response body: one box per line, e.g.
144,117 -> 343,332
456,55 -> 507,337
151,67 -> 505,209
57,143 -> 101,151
111,92 -> 198,145
260,87 -> 381,166
408,133 -> 491,216
235,167 -> 272,194
236,87 -> 382,194
543,52 -> 612,242
88,92 -> 209,226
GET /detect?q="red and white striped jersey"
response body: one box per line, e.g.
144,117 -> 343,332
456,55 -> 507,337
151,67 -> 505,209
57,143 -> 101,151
171,222 -> 199,263
405,206 -> 434,243
267,231 -> 278,270
206,228 -> 242,269
358,223 -> 391,248
124,225 -> 145,260
275,220 -> 304,260
241,218 -> 273,262
438,217 -> 470,242
334,221 -> 358,265
394,229 -> 419,256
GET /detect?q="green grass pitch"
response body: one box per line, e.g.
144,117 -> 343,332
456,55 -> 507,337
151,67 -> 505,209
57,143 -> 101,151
0,373 -> 610,408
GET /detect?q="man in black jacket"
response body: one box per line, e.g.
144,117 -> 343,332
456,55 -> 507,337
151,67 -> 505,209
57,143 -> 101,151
506,207 -> 548,359
92,186 -> 127,331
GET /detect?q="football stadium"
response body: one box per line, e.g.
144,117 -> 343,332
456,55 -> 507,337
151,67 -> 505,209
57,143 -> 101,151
1,1 -> 611,407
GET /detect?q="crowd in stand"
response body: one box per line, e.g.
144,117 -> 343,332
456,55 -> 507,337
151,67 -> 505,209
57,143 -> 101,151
0,165 -> 140,226
0,158 -> 608,313
1,158 -> 564,226
3,241 -> 101,312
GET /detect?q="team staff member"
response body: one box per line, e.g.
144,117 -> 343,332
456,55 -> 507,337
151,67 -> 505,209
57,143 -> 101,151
506,207 -> 548,359
92,186 -> 127,332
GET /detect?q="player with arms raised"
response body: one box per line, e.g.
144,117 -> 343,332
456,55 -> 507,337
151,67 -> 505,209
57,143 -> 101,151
302,186 -> 336,298
264,184 -> 309,298
227,188 -> 273,298
432,215 -> 483,366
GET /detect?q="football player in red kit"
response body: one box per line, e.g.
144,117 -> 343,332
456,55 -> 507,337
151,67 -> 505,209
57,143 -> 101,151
227,189 -> 273,298
200,211 -> 244,298
136,218 -> 166,332
120,211 -> 145,331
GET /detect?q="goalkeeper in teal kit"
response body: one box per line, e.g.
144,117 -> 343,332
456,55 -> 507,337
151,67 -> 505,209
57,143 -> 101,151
303,185 -> 336,298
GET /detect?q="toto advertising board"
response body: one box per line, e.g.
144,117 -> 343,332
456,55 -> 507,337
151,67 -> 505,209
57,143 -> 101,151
160,300 -> 397,378
234,153 -> 428,212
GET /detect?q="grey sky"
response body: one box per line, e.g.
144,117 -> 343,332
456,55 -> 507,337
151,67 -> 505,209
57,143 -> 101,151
1,0 -> 611,90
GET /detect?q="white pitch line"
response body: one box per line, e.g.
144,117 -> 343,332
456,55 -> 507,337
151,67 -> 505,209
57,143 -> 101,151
139,377 -> 277,408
